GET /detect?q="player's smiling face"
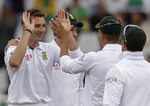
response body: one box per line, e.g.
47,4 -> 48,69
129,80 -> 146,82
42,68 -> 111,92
31,17 -> 46,41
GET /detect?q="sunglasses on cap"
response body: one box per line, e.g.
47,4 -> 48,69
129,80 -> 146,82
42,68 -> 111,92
123,24 -> 141,43
99,19 -> 121,28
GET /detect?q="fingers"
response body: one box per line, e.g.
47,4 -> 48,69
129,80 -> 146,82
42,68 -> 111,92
51,18 -> 60,28
49,21 -> 57,33
50,9 -> 72,39
57,9 -> 62,19
61,9 -> 66,19
27,12 -> 30,23
22,12 -> 25,24
5,39 -> 19,52
57,9 -> 67,19
49,18 -> 60,32
10,39 -> 19,45
22,11 -> 35,32
22,11 -> 32,24
66,12 -> 69,21
7,39 -> 19,47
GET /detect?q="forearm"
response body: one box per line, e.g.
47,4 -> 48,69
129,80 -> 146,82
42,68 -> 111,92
9,31 -> 30,67
60,38 -> 69,57
68,32 -> 78,51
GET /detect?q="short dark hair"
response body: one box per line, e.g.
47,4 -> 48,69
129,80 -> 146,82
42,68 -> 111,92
102,33 -> 120,42
122,25 -> 146,51
22,8 -> 46,25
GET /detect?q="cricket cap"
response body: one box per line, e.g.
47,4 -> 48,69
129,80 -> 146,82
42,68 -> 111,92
122,24 -> 146,51
95,16 -> 122,35
69,14 -> 83,28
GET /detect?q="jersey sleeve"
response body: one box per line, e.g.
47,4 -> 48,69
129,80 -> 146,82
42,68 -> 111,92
4,46 -> 16,67
69,47 -> 84,58
60,52 -> 95,74
103,67 -> 125,106
4,46 -> 17,80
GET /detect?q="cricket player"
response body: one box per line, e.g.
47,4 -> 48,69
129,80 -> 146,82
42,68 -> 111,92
49,13 -> 84,106
103,25 -> 150,106
4,9 -> 54,106
50,9 -> 123,106
4,9 -> 83,106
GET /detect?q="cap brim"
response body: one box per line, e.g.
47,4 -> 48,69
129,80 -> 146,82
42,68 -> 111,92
72,22 -> 83,28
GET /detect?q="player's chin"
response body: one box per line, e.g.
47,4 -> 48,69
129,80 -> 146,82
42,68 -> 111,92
37,34 -> 44,40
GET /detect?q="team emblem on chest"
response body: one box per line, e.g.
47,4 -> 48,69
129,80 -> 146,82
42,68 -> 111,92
42,52 -> 48,60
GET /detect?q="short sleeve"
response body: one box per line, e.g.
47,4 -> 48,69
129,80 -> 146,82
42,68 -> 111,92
103,67 -> 125,106
4,46 -> 16,67
4,46 -> 17,80
69,47 -> 84,58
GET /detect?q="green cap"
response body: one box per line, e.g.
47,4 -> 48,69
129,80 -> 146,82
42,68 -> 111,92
68,14 -> 83,28
95,16 -> 122,35
122,25 -> 146,51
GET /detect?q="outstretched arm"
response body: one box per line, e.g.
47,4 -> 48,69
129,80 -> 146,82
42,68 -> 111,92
50,9 -> 72,57
9,12 -> 35,68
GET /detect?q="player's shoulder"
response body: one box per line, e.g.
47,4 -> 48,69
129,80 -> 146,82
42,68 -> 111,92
5,46 -> 17,55
112,58 -> 128,75
80,51 -> 97,62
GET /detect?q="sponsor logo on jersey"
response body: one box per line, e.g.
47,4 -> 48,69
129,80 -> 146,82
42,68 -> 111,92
53,63 -> 61,70
42,52 -> 48,60
106,77 -> 117,83
24,54 -> 32,61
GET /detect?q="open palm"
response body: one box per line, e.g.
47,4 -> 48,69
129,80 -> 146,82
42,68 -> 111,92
57,9 -> 72,33
22,12 -> 35,32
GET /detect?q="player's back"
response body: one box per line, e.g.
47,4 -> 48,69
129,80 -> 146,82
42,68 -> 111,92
115,53 -> 150,106
84,44 -> 122,106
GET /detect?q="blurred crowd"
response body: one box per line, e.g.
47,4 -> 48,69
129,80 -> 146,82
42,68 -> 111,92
0,0 -> 150,105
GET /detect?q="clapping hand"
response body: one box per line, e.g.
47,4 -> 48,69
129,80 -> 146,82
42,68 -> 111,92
22,12 -> 35,33
49,9 -> 72,39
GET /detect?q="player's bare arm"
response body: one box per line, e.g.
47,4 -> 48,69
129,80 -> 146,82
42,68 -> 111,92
9,12 -> 35,68
68,29 -> 79,51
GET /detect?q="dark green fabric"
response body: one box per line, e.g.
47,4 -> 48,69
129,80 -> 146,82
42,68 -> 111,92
124,26 -> 146,51
128,0 -> 143,6
95,16 -> 122,35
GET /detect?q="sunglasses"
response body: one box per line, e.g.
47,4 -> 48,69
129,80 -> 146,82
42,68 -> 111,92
123,24 -> 141,43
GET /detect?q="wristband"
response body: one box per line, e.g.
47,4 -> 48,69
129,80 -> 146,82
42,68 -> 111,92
24,29 -> 32,35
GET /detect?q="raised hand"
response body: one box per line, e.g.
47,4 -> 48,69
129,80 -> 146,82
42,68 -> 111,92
49,9 -> 72,39
57,9 -> 72,33
22,12 -> 35,32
